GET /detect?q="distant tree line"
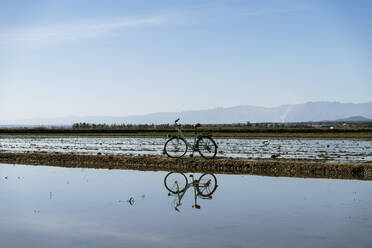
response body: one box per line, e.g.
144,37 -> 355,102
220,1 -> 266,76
1,121 -> 372,135
72,123 -> 171,130
71,122 -> 254,130
71,121 -> 372,130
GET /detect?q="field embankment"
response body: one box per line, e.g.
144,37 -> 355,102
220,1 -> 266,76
1,152 -> 371,180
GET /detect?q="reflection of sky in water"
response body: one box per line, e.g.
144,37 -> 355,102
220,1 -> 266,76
1,164 -> 372,248
1,137 -> 372,162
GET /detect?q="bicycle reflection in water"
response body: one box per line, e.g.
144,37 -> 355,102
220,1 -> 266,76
164,172 -> 218,212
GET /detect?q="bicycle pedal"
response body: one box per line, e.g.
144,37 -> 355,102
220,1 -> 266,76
189,154 -> 193,158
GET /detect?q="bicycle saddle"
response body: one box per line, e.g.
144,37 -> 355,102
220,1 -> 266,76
192,123 -> 201,128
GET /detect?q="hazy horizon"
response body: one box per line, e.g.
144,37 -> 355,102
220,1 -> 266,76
1,0 -> 371,121
1,100 -> 371,121
2,101 -> 372,125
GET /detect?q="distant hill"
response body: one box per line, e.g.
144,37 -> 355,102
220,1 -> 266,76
334,116 -> 372,122
1,101 -> 372,125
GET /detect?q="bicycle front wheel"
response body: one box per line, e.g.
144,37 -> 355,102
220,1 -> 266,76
197,136 -> 217,159
164,137 -> 188,158
164,172 -> 188,193
197,174 -> 217,197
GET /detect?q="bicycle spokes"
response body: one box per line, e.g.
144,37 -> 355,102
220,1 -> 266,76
164,137 -> 188,158
164,172 -> 188,193
197,174 -> 218,197
197,137 -> 217,159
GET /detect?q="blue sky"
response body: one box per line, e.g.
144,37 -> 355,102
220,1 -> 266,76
0,0 -> 371,120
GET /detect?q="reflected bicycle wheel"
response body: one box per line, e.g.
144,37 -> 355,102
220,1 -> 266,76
164,172 -> 188,193
164,137 -> 188,158
197,174 -> 217,197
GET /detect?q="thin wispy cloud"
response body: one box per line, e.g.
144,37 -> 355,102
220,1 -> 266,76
240,6 -> 309,17
0,16 -> 164,45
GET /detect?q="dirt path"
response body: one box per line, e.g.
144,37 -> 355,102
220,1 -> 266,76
1,152 -> 371,180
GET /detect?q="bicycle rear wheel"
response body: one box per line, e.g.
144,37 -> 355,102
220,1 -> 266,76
164,172 -> 188,193
197,136 -> 217,159
164,137 -> 188,158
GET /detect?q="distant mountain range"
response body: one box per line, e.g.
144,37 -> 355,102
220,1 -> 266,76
2,101 -> 372,126
334,116 -> 371,122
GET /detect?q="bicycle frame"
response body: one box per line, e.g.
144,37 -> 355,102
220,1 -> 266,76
176,126 -> 198,151
172,176 -> 201,210
173,182 -> 193,206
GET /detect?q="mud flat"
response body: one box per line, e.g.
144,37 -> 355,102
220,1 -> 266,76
0,152 -> 371,180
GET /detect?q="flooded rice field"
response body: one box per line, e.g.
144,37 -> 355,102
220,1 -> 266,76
1,136 -> 371,163
1,163 -> 371,248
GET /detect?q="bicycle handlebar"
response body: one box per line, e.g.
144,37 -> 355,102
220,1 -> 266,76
174,118 -> 181,128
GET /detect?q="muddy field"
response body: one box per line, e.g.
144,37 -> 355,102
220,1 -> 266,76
0,152 -> 371,180
1,136 -> 371,163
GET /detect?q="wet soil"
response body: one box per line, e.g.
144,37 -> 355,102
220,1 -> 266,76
0,152 -> 371,180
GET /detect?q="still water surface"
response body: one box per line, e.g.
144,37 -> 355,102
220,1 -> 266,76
1,163 -> 371,248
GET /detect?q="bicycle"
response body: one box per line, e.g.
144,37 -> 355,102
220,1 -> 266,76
163,118 -> 218,159
164,172 -> 218,211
